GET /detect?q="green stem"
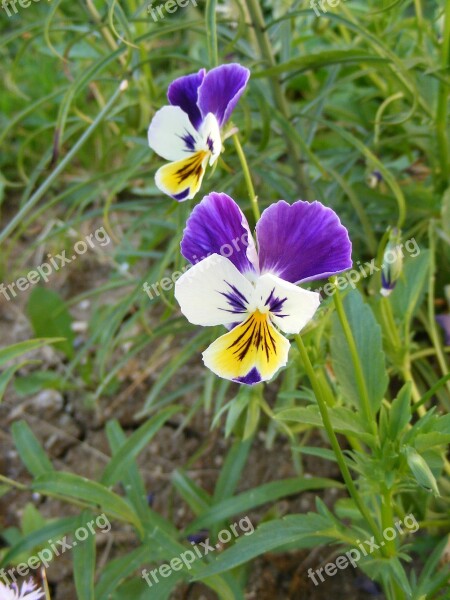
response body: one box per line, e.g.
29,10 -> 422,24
0,473 -> 27,491
428,221 -> 450,393
414,0 -> 424,47
380,490 -> 405,600
381,489 -> 396,557
436,0 -> 450,190
244,0 -> 308,197
233,133 -> 260,221
205,0 -> 219,67
332,282 -> 378,438
380,296 -> 401,350
295,334 -> 385,550
0,80 -> 128,244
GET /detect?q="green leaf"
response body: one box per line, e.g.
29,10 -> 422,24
213,438 -> 252,503
73,511 -> 96,600
193,514 -> 338,579
14,370 -> 71,396
26,288 -> 75,358
172,469 -> 212,516
331,289 -> 388,415
11,420 -> 54,477
0,362 -> 33,403
101,406 -> 180,486
276,405 -> 365,435
32,472 -> 142,531
391,251 -> 430,324
388,382 -> 412,439
0,338 -> 64,366
254,50 -> 390,77
95,546 -> 162,600
0,517 -> 80,567
185,477 -> 341,533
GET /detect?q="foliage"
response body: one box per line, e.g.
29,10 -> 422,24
0,0 -> 449,599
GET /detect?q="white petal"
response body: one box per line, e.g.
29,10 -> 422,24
174,254 -> 254,327
148,106 -> 202,162
252,273 -> 321,334
198,112 -> 222,166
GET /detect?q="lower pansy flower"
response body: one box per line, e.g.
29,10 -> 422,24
0,580 -> 45,600
174,193 -> 352,384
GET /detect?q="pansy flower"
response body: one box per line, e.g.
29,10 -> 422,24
174,193 -> 352,384
148,64 -> 250,201
0,580 -> 44,600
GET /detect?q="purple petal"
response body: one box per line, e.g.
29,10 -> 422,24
180,192 -> 257,275
168,69 -> 206,129
436,314 -> 450,346
256,200 -> 352,284
198,63 -> 250,127
234,367 -> 262,385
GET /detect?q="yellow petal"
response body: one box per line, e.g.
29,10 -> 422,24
202,311 -> 290,384
155,150 -> 209,201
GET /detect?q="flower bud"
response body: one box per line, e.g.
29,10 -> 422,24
381,228 -> 403,297
366,170 -> 383,189
404,446 -> 440,496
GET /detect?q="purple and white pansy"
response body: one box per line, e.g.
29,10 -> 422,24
175,193 -> 352,385
148,64 -> 250,201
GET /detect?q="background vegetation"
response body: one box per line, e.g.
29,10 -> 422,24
0,0 -> 449,598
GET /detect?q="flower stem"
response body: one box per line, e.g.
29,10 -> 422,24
427,221 -> 450,394
436,0 -> 450,190
0,473 -> 27,491
332,281 -> 378,438
244,0 -> 308,198
295,334 -> 384,549
232,133 -> 260,222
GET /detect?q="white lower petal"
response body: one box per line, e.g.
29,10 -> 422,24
174,254 -> 254,327
252,273 -> 321,334
148,106 -> 202,162
198,112 -> 222,166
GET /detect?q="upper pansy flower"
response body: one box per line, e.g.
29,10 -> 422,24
175,193 -> 352,385
148,64 -> 250,202
0,580 -> 44,600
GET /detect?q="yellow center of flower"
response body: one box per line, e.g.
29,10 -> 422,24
202,310 -> 290,383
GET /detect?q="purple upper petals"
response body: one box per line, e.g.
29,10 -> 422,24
168,69 -> 206,129
198,64 -> 250,127
256,200 -> 352,284
181,192 -> 257,275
